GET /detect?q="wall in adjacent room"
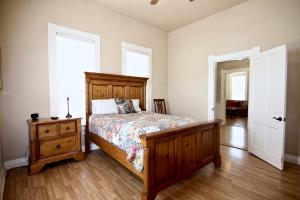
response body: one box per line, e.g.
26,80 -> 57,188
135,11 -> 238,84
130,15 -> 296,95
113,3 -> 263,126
168,0 -> 300,156
0,0 -> 168,161
216,59 -> 249,102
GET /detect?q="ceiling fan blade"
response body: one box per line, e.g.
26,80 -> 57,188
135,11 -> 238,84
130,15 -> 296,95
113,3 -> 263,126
150,0 -> 159,5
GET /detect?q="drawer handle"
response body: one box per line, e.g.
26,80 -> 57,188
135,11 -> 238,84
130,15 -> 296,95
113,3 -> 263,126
45,129 -> 49,133
56,144 -> 61,149
66,127 -> 70,131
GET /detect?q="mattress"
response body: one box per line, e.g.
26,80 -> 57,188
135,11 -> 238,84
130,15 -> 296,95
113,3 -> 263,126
89,112 -> 198,172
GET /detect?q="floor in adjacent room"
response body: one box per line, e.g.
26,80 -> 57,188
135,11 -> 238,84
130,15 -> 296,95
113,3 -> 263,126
220,116 -> 248,150
3,146 -> 300,200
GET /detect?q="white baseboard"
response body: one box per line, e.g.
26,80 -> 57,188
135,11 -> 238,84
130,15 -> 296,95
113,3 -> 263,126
3,144 -> 100,170
81,144 -> 99,152
285,154 -> 300,165
0,166 -> 6,200
4,158 -> 28,170
2,152 -> 299,173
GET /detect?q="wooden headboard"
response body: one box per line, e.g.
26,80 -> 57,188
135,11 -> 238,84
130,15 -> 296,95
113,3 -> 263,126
85,72 -> 148,118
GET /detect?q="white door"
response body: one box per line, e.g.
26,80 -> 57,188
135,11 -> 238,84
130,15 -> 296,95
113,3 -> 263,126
208,59 -> 217,120
248,45 -> 287,170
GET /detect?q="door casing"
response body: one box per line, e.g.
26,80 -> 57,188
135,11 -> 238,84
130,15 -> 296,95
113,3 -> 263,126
208,46 -> 260,121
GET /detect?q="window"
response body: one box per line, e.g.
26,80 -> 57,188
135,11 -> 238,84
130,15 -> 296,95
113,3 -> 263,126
122,42 -> 152,110
125,51 -> 149,77
48,24 -> 100,124
229,73 -> 247,100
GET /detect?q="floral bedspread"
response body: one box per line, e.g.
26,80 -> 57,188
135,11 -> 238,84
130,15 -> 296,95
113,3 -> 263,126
89,112 -> 198,172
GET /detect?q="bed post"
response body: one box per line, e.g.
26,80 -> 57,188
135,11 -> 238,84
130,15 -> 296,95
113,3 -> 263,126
85,75 -> 91,153
214,122 -> 221,167
141,140 -> 156,200
85,117 -> 91,153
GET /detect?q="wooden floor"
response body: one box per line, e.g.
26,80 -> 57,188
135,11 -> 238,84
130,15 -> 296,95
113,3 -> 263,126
221,116 -> 248,150
220,126 -> 248,150
4,146 -> 300,200
226,116 -> 248,128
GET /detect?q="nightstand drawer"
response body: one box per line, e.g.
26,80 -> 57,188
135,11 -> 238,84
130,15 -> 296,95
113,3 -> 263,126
59,121 -> 76,134
38,124 -> 57,139
39,136 -> 76,158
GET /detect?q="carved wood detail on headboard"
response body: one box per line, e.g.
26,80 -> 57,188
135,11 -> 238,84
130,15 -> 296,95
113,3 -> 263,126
85,72 -> 148,118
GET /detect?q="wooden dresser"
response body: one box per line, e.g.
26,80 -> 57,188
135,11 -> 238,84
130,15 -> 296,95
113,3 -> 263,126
27,117 -> 84,174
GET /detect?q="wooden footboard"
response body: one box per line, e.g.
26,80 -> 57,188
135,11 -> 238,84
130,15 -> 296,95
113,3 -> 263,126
140,119 -> 221,200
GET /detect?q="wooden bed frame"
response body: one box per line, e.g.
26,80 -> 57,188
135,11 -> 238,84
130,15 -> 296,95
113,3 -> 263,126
85,72 -> 221,200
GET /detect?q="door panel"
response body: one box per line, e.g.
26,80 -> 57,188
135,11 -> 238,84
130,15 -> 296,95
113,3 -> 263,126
251,57 -> 267,113
265,127 -> 281,155
252,123 -> 264,149
248,45 -> 287,170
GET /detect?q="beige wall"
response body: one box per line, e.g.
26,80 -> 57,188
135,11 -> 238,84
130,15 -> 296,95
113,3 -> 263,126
0,0 -> 168,161
216,59 -> 249,102
0,0 -> 4,166
0,3 -> 4,189
168,0 -> 300,156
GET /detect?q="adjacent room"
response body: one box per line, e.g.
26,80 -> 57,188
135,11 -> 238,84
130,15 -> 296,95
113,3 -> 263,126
0,0 -> 300,200
216,59 -> 249,150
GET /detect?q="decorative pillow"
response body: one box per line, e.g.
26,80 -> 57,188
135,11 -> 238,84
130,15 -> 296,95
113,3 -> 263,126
92,99 -> 119,115
115,98 -> 136,114
132,99 -> 142,112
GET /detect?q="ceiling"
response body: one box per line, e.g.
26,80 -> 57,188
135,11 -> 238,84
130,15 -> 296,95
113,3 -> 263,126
91,0 -> 249,32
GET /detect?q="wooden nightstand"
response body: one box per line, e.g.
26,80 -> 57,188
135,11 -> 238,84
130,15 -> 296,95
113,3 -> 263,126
27,117 -> 84,174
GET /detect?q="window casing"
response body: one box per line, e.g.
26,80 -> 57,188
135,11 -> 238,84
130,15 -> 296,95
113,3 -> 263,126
122,42 -> 152,111
48,24 -> 100,124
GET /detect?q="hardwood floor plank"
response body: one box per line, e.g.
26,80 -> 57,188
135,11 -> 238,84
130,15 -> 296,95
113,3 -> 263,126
3,146 -> 300,200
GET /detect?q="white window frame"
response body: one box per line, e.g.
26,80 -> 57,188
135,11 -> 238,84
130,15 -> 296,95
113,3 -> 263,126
48,23 -> 100,117
229,72 -> 248,101
121,42 -> 152,111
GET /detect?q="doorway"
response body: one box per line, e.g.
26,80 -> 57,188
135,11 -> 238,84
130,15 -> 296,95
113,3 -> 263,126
215,59 -> 249,150
208,45 -> 287,170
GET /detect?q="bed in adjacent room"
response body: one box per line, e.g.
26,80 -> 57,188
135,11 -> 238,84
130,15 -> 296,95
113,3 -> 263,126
85,72 -> 221,200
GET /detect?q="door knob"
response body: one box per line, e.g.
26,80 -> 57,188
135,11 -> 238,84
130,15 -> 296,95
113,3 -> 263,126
273,117 -> 282,121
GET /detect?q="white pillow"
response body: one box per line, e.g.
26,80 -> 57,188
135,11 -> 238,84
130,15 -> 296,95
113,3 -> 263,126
132,99 -> 142,112
92,99 -> 118,115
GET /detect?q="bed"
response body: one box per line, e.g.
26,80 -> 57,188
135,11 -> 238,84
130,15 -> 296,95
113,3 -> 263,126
85,72 -> 221,200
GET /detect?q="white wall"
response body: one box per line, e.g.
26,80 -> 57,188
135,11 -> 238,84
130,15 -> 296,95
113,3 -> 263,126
0,0 -> 168,161
168,0 -> 300,157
